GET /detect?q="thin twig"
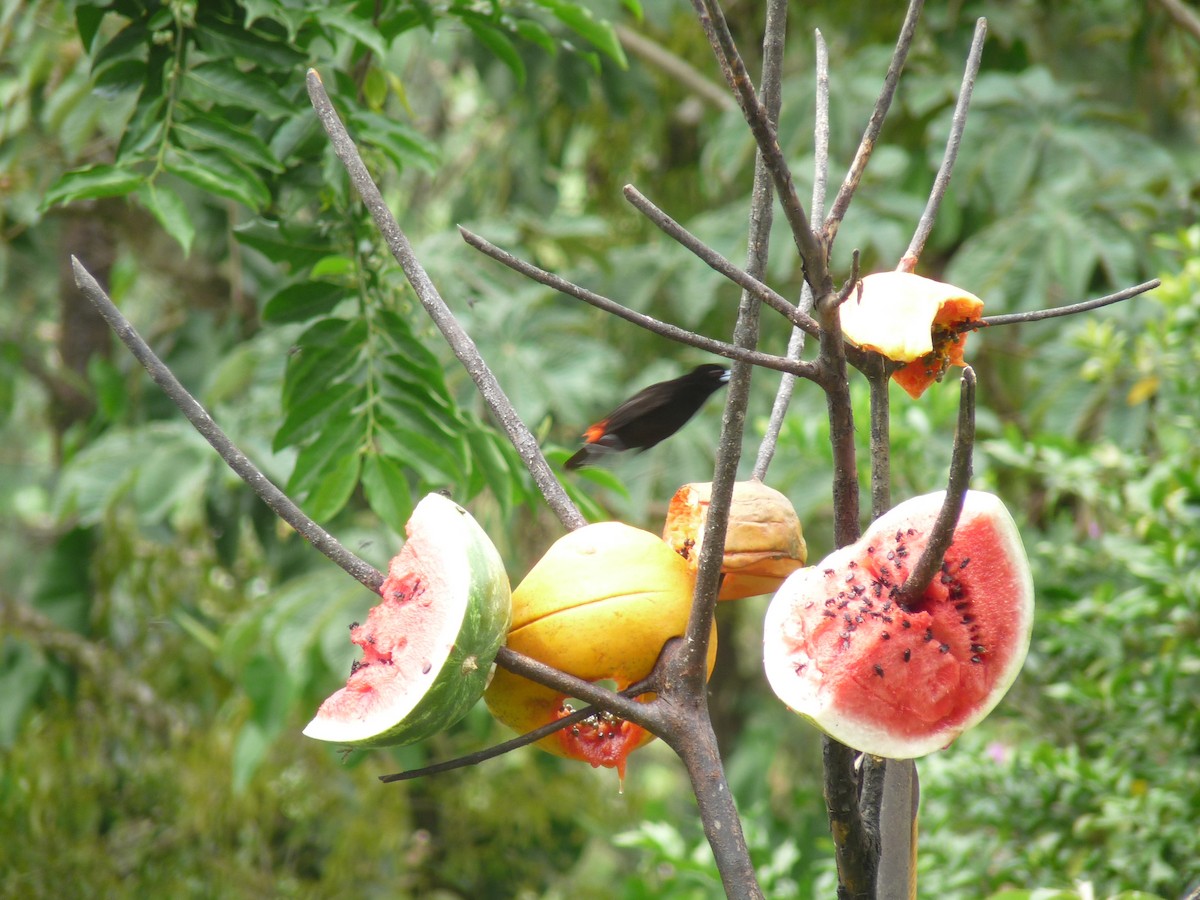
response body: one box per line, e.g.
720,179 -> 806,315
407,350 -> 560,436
689,0 -> 828,290
71,258 -> 386,594
754,28 -> 830,480
898,17 -> 987,272
305,69 -> 586,533
622,185 -> 819,337
823,0 -> 925,246
614,23 -> 735,111
680,0 -> 787,676
867,359 -> 892,518
459,225 -> 819,379
379,703 -> 605,782
491,646 -> 661,730
896,366 -> 976,608
973,280 -> 1160,328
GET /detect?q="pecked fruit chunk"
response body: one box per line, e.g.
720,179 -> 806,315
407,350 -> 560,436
484,522 -> 717,781
662,480 -> 807,601
763,491 -> 1033,759
839,271 -> 984,399
303,493 -> 511,749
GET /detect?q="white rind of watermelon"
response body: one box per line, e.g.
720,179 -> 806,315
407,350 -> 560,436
303,493 -> 511,748
763,490 -> 1034,759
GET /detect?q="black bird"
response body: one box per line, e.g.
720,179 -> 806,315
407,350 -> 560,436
564,364 -> 730,470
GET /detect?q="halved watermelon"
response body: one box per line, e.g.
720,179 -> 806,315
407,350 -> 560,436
304,493 -> 511,748
763,490 -> 1033,758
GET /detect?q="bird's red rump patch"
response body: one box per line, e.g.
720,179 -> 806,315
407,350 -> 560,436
584,421 -> 609,443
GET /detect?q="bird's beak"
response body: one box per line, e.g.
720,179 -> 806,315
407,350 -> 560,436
720,370 -> 731,383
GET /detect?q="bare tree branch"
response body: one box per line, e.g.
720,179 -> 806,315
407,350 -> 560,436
974,280 -> 1160,328
896,366 -> 976,608
823,0 -> 925,246
1150,0 -> 1200,43
305,69 -> 586,532
899,17 -> 988,272
459,225 -> 819,379
688,0 -> 828,291
754,28 -> 831,480
622,185 -> 820,337
71,258 -> 387,594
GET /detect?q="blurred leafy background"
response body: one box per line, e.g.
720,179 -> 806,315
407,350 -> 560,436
1,0 -> 1198,896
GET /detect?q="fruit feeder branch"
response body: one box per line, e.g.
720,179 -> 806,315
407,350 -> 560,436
460,226 -> 816,378
895,367 -> 977,609
753,27 -> 829,482
621,186 -> 821,340
897,17 -> 987,274
687,0 -> 825,291
380,667 -> 659,783
822,0 -> 925,248
70,258 -> 387,596
305,70 -> 586,534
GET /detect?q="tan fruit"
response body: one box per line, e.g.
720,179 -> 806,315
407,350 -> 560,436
663,480 -> 807,601
484,522 -> 716,778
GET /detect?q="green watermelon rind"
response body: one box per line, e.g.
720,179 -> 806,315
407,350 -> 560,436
762,490 -> 1034,759
303,493 -> 512,749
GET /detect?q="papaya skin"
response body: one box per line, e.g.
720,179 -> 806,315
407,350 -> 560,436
484,522 -> 717,769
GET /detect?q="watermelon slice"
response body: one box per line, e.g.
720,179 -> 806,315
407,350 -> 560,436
763,490 -> 1033,758
304,493 -> 511,748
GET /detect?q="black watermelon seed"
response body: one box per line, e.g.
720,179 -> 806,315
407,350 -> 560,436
938,643 -> 950,653
924,628 -> 934,642
960,558 -> 971,569
902,619 -> 912,629
881,632 -> 890,640
971,644 -> 986,653
962,615 -> 974,624
349,622 -> 360,631
903,649 -> 912,662
874,664 -> 884,677
970,655 -> 982,664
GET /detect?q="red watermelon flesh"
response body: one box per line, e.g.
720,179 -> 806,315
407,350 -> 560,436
304,493 -> 511,749
763,490 -> 1033,758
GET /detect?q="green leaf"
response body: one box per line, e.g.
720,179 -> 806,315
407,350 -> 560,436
514,19 -> 557,55
43,164 -> 143,209
262,280 -> 347,324
274,381 -> 363,450
234,220 -> 329,268
349,111 -> 440,173
286,411 -> 364,497
461,16 -> 526,87
361,453 -> 414,535
281,318 -> 368,412
167,147 -> 271,210
193,10 -> 307,69
181,61 -> 292,119
315,7 -> 390,59
302,451 -> 361,523
173,107 -> 284,172
75,4 -> 107,54
138,181 -> 195,255
534,0 -> 628,67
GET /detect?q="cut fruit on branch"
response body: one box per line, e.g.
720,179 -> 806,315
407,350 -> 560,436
485,522 -> 716,781
763,490 -> 1033,759
304,493 -> 511,749
839,271 -> 984,398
